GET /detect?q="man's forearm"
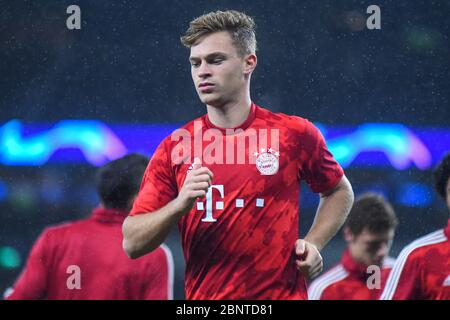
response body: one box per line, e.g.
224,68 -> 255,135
122,199 -> 185,259
123,160 -> 213,259
305,176 -> 354,251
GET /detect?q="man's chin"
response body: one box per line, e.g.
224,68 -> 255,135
368,259 -> 383,267
199,94 -> 222,106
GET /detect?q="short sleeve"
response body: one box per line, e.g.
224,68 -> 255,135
129,139 -> 178,216
380,251 -> 421,300
141,245 -> 174,300
7,230 -> 50,300
298,119 -> 344,193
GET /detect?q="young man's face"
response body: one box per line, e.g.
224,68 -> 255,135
189,31 -> 254,107
345,227 -> 395,267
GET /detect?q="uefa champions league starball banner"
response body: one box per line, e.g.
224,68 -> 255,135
0,119 -> 448,170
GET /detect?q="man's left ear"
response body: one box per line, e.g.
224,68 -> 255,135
343,227 -> 354,243
244,54 -> 257,75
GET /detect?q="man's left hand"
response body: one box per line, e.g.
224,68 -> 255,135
295,239 -> 323,280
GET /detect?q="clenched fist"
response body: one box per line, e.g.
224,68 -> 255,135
295,239 -> 323,280
173,157 -> 214,216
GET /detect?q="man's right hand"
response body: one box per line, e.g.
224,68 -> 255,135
173,157 -> 213,216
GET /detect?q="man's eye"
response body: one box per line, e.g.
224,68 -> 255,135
191,62 -> 200,67
212,59 -> 223,64
368,243 -> 381,250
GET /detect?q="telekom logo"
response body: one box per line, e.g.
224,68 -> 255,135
196,184 -> 265,222
197,185 -> 224,222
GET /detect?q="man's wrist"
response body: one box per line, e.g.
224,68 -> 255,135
170,197 -> 192,218
304,237 -> 324,252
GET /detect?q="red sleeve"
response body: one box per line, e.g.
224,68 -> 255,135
130,139 -> 178,216
379,267 -> 393,293
141,245 -> 174,300
318,285 -> 338,300
7,230 -> 51,300
298,119 -> 344,193
380,251 -> 422,300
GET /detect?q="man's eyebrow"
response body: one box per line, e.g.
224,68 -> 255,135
189,52 -> 228,61
206,52 -> 227,59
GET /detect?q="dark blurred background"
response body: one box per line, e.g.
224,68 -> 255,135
0,0 -> 449,299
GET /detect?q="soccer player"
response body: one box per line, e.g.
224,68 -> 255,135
122,10 -> 354,300
7,154 -> 173,300
380,153 -> 450,300
308,193 -> 398,300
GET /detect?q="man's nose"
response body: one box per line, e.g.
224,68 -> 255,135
197,63 -> 212,78
376,243 -> 388,257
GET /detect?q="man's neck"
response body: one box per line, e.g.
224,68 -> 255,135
206,96 -> 252,129
348,246 -> 366,266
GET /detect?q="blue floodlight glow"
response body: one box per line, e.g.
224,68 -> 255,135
327,124 -> 432,170
0,120 -> 448,169
0,120 -> 127,166
396,183 -> 434,208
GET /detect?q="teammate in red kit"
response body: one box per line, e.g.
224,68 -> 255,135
122,10 -> 354,300
7,154 -> 174,300
380,153 -> 450,300
308,193 -> 398,300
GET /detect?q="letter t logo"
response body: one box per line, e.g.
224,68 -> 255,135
201,185 -> 224,222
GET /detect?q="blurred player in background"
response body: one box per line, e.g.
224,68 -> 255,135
123,10 -> 354,300
380,153 -> 450,300
7,154 -> 173,300
309,193 -> 398,299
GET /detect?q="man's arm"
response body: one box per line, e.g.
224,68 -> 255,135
305,174 -> 354,250
296,175 -> 354,279
123,198 -> 189,259
123,158 -> 212,259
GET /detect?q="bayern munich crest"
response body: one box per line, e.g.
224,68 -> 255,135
254,148 -> 280,175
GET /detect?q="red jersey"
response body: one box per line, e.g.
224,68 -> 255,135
380,219 -> 450,300
130,103 -> 344,300
308,250 -> 395,300
7,207 -> 173,300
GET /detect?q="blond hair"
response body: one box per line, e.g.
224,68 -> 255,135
180,10 -> 257,56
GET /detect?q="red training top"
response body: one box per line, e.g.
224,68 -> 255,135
7,207 -> 173,300
131,103 -> 344,300
380,219 -> 450,300
308,249 -> 395,300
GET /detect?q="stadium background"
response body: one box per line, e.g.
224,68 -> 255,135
1,0 -> 449,299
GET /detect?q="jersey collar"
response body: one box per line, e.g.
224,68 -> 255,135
91,206 -> 128,224
204,102 -> 257,135
341,249 -> 368,280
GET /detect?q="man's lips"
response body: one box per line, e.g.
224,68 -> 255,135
199,83 -> 215,92
199,82 -> 214,88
